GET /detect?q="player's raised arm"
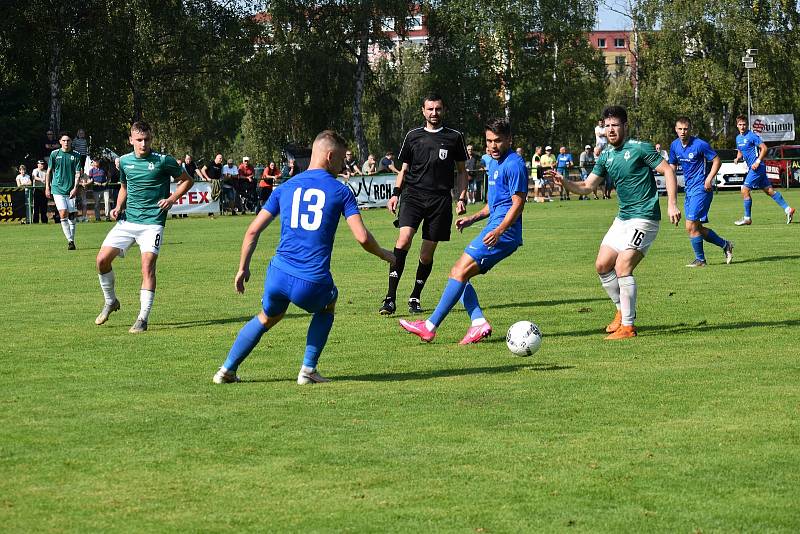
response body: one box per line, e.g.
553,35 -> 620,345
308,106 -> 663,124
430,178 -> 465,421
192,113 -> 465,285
655,159 -> 681,225
235,208 -> 274,293
346,213 -> 395,264
551,168 -> 603,195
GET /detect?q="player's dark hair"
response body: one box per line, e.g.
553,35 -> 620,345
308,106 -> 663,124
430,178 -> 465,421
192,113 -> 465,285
485,117 -> 511,137
421,92 -> 444,106
735,114 -> 748,123
602,105 -> 628,124
58,131 -> 71,139
315,130 -> 347,150
131,121 -> 153,135
675,116 -> 692,127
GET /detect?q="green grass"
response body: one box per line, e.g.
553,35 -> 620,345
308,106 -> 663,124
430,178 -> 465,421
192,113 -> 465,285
2,191 -> 799,532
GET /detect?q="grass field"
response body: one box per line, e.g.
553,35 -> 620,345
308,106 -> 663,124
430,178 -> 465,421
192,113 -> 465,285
2,190 -> 799,532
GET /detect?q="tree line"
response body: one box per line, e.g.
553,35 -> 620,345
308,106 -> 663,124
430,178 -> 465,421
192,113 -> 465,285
1,0 -> 798,175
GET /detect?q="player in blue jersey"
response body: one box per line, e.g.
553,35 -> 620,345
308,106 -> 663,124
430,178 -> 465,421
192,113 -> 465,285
213,131 -> 395,385
669,117 -> 734,267
733,115 -> 794,225
399,118 -> 526,344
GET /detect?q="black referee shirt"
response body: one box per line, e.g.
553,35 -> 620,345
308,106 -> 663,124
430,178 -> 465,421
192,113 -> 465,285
397,126 -> 468,195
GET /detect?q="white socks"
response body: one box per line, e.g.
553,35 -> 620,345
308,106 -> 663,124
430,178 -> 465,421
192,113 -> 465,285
60,220 -> 72,241
98,271 -> 116,304
599,270 -> 621,310
617,275 -> 637,326
138,289 -> 155,321
471,318 -> 488,327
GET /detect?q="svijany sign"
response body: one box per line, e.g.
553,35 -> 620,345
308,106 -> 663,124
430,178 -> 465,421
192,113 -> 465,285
751,114 -> 795,142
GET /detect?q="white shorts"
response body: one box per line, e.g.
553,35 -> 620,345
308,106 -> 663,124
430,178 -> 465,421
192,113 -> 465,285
53,194 -> 77,213
101,220 -> 165,257
601,217 -> 660,255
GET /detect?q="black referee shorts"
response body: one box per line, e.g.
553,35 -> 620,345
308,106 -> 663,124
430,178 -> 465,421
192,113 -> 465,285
397,190 -> 453,242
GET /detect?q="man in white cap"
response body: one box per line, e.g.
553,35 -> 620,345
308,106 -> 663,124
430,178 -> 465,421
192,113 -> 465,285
579,144 -> 598,199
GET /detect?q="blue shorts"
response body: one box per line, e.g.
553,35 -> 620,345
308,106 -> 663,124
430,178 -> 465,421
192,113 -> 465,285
744,168 -> 770,190
262,264 -> 338,316
464,227 -> 519,273
684,191 -> 713,222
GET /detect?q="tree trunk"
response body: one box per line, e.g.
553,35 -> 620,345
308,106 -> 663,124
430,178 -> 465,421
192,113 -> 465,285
352,24 -> 370,162
49,42 -> 62,134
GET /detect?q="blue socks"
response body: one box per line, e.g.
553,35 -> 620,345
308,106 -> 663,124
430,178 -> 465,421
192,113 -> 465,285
690,236 -> 705,261
223,316 -> 268,372
460,282 -> 485,322
704,229 -> 726,248
772,191 -> 789,210
744,198 -> 752,218
303,312 -> 334,369
429,278 -> 467,327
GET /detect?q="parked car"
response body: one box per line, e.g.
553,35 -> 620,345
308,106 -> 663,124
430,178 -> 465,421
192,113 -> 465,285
654,166 -> 684,195
714,149 -> 748,190
764,145 -> 800,187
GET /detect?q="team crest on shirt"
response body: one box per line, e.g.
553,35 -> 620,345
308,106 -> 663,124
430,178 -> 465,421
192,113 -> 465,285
439,149 -> 448,160
624,150 -> 631,160
688,152 -> 694,160
148,162 -> 155,170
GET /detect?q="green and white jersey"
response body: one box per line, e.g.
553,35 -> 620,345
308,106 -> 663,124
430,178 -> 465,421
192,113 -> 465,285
592,139 -> 663,221
48,149 -> 81,195
119,151 -> 183,226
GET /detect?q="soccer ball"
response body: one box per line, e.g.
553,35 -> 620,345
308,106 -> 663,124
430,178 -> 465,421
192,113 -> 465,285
506,321 -> 542,356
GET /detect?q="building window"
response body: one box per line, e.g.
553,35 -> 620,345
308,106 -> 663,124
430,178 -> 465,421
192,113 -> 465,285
406,15 -> 423,30
597,38 -> 606,48
614,38 -> 625,48
382,17 -> 395,31
614,55 -> 626,65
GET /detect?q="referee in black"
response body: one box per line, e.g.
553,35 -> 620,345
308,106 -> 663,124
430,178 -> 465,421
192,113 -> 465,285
380,92 -> 469,315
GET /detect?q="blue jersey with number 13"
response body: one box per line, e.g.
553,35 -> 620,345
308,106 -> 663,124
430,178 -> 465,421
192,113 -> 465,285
264,168 -> 360,284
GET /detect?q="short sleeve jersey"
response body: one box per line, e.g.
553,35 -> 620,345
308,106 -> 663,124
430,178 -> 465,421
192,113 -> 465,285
89,167 -> 107,185
556,153 -> 573,170
119,151 -> 183,226
397,126 -> 468,195
48,149 -> 81,195
539,153 -> 556,168
204,162 -> 222,181
264,168 -> 360,284
485,150 -> 528,245
669,136 -> 717,195
592,139 -> 663,221
736,130 -> 765,171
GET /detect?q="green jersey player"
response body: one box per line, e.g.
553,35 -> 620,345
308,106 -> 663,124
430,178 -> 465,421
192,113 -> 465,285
551,106 -> 681,339
94,121 -> 194,333
45,132 -> 82,249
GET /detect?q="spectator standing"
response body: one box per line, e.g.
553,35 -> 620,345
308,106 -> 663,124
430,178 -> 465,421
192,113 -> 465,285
280,158 -> 296,182
183,154 -> 201,181
259,161 -> 280,206
77,168 -> 92,222
378,150 -> 400,174
222,158 -> 239,215
361,154 -> 377,175
31,160 -> 48,223
464,144 -> 483,204
16,164 -> 31,186
200,154 -> 224,216
238,157 -> 256,213
89,158 -> 111,221
579,144 -> 598,200
594,119 -> 607,149
73,128 -> 90,170
539,146 -> 556,201
531,146 -> 543,200
556,146 -> 574,200
43,130 -> 59,158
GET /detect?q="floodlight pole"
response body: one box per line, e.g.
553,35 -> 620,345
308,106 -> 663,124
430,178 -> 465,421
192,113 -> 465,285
747,68 -> 751,125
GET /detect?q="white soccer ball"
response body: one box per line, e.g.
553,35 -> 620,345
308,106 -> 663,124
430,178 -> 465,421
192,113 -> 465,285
506,321 -> 542,356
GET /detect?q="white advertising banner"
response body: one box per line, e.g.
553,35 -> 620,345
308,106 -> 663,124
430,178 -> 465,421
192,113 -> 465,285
168,182 -> 219,214
751,114 -> 795,142
338,173 -> 396,208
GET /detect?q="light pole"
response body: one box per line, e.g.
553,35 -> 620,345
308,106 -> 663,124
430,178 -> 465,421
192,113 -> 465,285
742,48 -> 758,125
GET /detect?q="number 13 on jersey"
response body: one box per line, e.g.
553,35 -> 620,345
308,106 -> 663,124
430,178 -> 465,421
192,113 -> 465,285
290,188 -> 326,230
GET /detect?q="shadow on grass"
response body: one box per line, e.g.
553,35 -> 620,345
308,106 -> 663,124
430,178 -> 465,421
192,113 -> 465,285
159,313 -> 305,329
237,363 -> 573,384
731,254 -> 800,265
484,297 -> 607,311
547,318 -> 800,338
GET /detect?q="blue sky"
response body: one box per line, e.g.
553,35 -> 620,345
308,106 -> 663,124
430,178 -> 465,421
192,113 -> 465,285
596,2 -> 631,30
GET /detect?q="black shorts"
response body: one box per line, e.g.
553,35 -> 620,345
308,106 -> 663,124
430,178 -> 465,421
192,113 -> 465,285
398,191 -> 452,242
